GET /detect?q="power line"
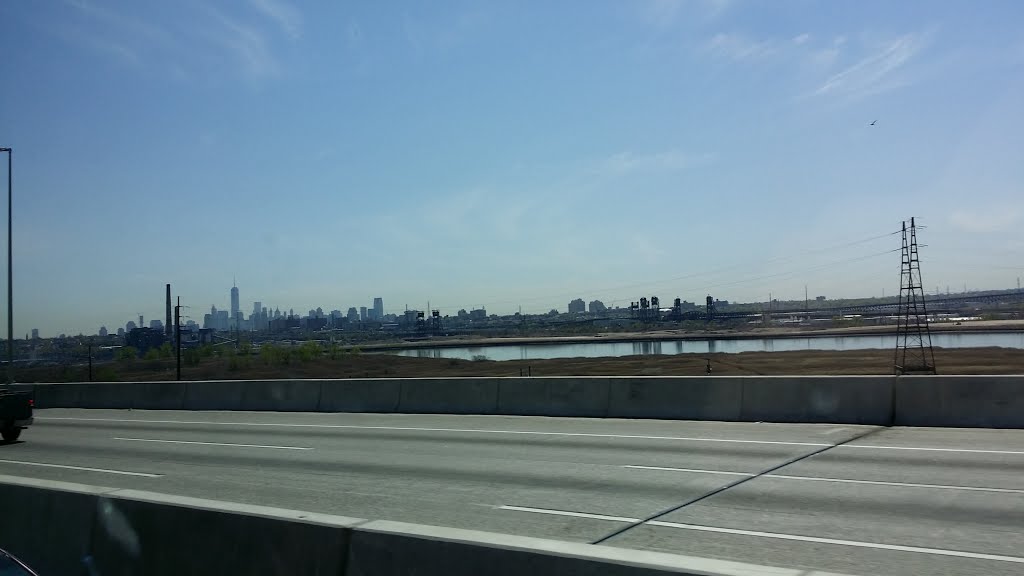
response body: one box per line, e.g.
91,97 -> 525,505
432,229 -> 902,312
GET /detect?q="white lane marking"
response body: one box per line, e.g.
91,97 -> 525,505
498,505 -> 638,523
841,444 -> 1024,456
113,437 -> 312,450
623,465 -> 753,477
39,417 -> 831,448
647,521 -> 1024,564
624,465 -> 1024,494
766,474 -> 1024,495
0,459 -> 161,478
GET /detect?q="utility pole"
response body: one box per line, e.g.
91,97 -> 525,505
2,147 -> 12,383
175,297 -> 182,381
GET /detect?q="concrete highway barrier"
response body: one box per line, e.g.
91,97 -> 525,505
130,381 -> 187,410
398,377 -> 500,414
894,375 -> 1024,428
20,375 -> 1024,428
77,382 -> 139,409
237,379 -> 321,412
183,380 -> 247,411
0,474 -> 858,576
497,377 -> 610,417
0,476 -> 103,576
30,382 -> 81,409
739,376 -> 894,425
319,379 -> 402,412
606,377 -> 742,421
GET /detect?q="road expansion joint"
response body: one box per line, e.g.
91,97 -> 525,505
589,425 -> 889,545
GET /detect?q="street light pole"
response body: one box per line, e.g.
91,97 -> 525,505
1,147 -> 11,384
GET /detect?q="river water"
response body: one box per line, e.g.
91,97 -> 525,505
388,331 -> 1024,361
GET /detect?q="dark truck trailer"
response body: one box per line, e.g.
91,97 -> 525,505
0,388 -> 33,441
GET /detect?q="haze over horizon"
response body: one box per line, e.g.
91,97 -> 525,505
1,0 -> 1022,337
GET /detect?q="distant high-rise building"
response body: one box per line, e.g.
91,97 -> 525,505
31,328 -> 39,340
568,298 -> 586,314
99,326 -> 108,337
360,306 -> 367,321
373,297 -> 383,321
347,307 -> 358,321
230,283 -> 240,320
253,301 -> 262,316
117,327 -> 125,337
149,319 -> 163,331
126,321 -> 137,331
588,300 -> 607,313
316,307 -> 323,318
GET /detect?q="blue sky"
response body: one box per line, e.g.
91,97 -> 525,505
2,0 -> 1023,336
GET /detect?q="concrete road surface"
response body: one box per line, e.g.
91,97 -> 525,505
2,409 -> 1022,575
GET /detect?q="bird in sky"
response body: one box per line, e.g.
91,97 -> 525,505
870,120 -> 877,126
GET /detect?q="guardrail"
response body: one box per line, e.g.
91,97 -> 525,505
13,375 -> 1024,428
0,474 -> 858,576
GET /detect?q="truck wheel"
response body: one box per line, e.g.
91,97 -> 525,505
1,427 -> 20,442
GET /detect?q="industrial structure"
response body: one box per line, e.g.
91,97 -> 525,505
894,217 -> 936,375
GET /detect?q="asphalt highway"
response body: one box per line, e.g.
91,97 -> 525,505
2,409 -> 1023,575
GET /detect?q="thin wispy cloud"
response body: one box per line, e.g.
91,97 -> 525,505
249,0 -> 302,40
220,21 -> 278,77
59,0 -> 288,80
705,32 -> 776,61
950,207 -> 1020,233
639,0 -> 731,27
813,32 -> 927,99
602,150 -> 713,174
61,0 -> 170,66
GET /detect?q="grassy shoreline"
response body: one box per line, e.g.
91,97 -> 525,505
14,346 -> 1024,382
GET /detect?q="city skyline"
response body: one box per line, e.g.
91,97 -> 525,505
22,277 -> 1021,340
2,1 -> 1022,336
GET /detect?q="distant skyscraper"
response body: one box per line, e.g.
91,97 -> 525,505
253,301 -> 262,316
347,307 -> 358,321
149,319 -> 163,331
117,327 -> 125,337
126,321 -> 137,331
99,326 -> 108,337
568,298 -> 586,314
360,306 -> 367,321
31,328 -> 39,340
373,297 -> 383,321
230,282 -> 240,320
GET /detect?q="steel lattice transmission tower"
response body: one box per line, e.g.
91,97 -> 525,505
894,217 -> 936,375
